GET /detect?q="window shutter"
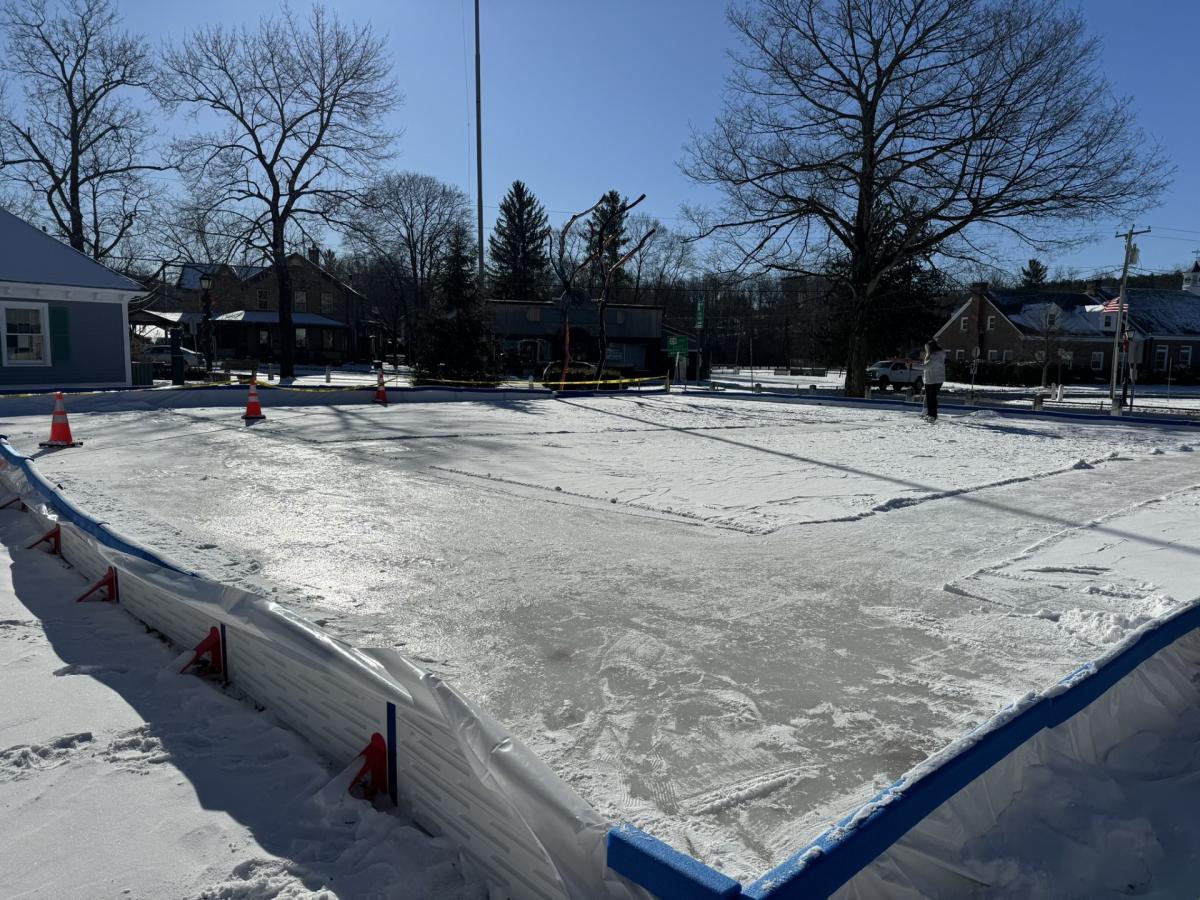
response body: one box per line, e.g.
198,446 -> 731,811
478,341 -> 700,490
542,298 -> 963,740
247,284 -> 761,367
49,306 -> 70,362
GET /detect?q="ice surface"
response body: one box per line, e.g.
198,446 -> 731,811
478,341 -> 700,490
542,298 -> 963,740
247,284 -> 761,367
4,392 -> 1199,880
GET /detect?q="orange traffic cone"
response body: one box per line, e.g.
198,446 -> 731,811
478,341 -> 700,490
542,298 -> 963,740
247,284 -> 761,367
242,378 -> 266,421
373,370 -> 388,406
39,392 -> 82,448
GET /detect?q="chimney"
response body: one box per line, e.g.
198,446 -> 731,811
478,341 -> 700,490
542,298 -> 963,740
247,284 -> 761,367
307,244 -> 320,265
969,281 -> 989,298
1085,280 -> 1099,295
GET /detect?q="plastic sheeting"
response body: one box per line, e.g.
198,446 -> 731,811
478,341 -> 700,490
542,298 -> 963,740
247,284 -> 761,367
0,439 -> 650,900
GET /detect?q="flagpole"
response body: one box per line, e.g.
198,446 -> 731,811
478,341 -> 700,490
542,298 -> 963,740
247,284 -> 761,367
474,0 -> 484,287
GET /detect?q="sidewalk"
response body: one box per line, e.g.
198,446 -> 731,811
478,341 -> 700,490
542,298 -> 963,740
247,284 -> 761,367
0,509 -> 480,900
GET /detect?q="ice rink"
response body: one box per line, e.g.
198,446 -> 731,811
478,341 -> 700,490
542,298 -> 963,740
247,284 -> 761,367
5,390 -> 1198,880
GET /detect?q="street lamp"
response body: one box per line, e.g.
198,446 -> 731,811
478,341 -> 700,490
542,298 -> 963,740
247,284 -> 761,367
199,272 -> 214,375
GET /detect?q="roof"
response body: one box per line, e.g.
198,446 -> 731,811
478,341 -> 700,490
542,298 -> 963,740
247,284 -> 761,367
214,310 -> 346,328
179,263 -> 266,290
986,287 -> 1200,338
179,255 -> 364,298
0,208 -> 143,292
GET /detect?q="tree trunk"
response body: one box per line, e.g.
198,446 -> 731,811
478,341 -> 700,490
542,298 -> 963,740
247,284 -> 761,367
595,298 -> 608,386
274,228 -> 295,378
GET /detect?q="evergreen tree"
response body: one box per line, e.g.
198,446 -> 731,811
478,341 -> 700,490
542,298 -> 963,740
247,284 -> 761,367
487,180 -> 550,301
418,224 -> 493,382
1021,258 -> 1048,289
585,190 -> 628,293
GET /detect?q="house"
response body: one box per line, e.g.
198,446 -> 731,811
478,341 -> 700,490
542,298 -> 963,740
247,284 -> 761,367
0,208 -> 142,389
935,277 -> 1200,381
491,295 -> 665,375
152,247 -> 365,365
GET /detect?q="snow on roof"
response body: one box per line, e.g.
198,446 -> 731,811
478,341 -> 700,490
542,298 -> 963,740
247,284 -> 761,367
214,310 -> 346,327
0,208 -> 143,292
991,288 -> 1200,338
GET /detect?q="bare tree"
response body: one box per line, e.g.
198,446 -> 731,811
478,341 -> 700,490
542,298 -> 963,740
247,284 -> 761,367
625,216 -> 695,304
686,0 -> 1171,395
0,0 -> 162,260
342,171 -> 470,362
156,4 -> 400,377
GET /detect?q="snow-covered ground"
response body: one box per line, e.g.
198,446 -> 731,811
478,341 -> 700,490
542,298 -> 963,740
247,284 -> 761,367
0,510 -> 482,900
3,390 -> 1199,883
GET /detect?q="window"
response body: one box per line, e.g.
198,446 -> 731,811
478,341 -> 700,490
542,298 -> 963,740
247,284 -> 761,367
1059,350 -> 1073,367
1035,350 -> 1046,362
321,292 -> 335,315
1091,351 -> 1104,371
258,329 -> 270,346
322,330 -> 335,350
294,290 -> 307,312
986,315 -> 996,331
955,349 -> 965,360
1154,345 -> 1169,372
1002,350 -> 1014,362
1046,310 -> 1057,328
960,317 -> 969,332
617,309 -> 626,325
256,289 -> 269,310
987,349 -> 999,362
2,303 -> 50,366
295,327 -> 308,348
1103,314 -> 1113,330
526,307 -> 541,322
1180,346 -> 1193,369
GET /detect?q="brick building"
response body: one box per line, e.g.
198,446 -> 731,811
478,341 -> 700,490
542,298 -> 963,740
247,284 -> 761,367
154,247 -> 365,364
935,275 -> 1200,382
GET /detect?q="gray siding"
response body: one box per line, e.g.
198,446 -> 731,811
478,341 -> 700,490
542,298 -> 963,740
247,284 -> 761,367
0,297 -> 127,386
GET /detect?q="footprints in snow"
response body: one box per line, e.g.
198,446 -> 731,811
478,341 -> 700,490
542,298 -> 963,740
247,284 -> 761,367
0,732 -> 94,782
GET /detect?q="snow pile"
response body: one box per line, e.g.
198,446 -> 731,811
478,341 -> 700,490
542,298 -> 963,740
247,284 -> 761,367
0,511 -> 482,900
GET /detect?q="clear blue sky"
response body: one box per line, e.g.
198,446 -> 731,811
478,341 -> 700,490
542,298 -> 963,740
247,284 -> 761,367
123,0 -> 1199,279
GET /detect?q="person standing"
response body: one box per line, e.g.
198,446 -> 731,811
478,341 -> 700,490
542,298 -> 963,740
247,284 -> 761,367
922,339 -> 947,421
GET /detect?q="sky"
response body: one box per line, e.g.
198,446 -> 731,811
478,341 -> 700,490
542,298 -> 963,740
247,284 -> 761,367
101,1 -> 1200,279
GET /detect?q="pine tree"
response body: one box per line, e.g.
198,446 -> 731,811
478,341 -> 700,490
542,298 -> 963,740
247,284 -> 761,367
585,190 -> 628,293
1021,258 -> 1048,289
418,224 -> 493,382
487,181 -> 550,302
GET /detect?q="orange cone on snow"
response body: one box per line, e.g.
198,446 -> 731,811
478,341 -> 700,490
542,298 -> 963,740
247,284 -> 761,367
39,392 -> 82,448
373,370 -> 388,406
242,378 -> 266,421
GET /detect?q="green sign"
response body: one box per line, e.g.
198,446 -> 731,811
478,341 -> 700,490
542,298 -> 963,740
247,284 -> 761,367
695,297 -> 705,329
667,335 -> 688,354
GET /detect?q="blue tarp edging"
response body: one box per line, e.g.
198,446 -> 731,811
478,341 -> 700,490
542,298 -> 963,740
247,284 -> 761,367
741,599 -> 1200,899
0,439 -> 192,575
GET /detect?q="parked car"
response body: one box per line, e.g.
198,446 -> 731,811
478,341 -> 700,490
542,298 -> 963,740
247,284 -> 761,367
866,358 -> 924,391
140,344 -> 206,370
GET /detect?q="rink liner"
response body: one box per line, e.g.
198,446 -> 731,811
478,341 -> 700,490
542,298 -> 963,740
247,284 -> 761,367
3,435 -> 1198,899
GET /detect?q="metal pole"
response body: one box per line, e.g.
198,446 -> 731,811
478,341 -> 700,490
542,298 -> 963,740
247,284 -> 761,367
1110,227 -> 1150,403
474,0 -> 484,287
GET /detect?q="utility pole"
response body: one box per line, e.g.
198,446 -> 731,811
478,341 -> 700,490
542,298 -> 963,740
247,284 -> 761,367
474,0 -> 485,289
1109,226 -> 1149,407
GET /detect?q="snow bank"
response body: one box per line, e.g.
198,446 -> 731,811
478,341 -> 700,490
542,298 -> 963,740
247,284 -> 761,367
0,440 -> 651,900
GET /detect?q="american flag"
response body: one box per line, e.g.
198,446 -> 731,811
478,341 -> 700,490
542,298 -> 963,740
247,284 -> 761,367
1101,296 -> 1128,314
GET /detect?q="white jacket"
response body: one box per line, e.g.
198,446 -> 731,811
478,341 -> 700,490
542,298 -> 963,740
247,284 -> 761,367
923,350 -> 947,385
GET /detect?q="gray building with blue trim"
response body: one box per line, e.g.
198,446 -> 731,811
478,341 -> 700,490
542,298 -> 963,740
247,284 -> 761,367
0,209 -> 141,389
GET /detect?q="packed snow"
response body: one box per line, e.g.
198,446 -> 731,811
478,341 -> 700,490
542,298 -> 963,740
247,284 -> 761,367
2,388 -> 1199,883
0,510 -> 482,900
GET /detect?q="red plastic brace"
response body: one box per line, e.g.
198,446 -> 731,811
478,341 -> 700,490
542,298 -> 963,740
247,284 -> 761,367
179,627 -> 223,676
27,524 -> 61,554
75,566 -> 118,603
348,732 -> 389,800
0,496 -> 25,511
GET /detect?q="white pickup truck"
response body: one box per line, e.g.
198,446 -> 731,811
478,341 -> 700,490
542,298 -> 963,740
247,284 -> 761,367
866,358 -> 924,391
